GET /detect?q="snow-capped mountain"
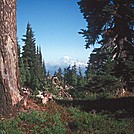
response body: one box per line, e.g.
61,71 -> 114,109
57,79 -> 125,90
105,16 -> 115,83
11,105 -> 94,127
46,56 -> 87,75
56,56 -> 87,67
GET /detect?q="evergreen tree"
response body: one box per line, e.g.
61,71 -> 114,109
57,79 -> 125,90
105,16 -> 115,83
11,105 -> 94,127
18,23 -> 47,91
78,0 -> 134,90
39,46 -> 43,64
21,23 -> 40,90
17,41 -> 21,67
85,48 -> 123,92
57,67 -> 64,85
54,71 -> 58,76
22,23 -> 36,68
57,67 -> 62,79
64,65 -> 72,86
42,60 -> 47,78
77,66 -> 85,87
34,46 -> 47,89
17,41 -> 27,86
71,64 -> 78,87
64,64 -> 78,87
19,58 -> 27,86
46,71 -> 51,79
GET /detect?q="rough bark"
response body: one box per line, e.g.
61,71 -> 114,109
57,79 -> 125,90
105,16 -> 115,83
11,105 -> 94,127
0,0 -> 21,115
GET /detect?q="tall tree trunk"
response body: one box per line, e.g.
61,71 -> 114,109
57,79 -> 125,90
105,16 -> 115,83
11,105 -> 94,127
0,0 -> 21,115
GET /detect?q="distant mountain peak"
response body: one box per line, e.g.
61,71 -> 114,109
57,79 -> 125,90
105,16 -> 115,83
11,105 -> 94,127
46,56 -> 87,75
47,56 -> 87,67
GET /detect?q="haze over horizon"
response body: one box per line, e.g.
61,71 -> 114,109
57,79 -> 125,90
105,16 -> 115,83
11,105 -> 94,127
17,0 -> 94,67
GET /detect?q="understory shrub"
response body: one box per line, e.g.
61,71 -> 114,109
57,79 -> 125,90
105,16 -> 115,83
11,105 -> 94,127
68,107 -> 134,134
0,106 -> 133,134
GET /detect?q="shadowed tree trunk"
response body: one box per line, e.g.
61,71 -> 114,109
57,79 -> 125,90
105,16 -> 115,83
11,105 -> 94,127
0,0 -> 21,115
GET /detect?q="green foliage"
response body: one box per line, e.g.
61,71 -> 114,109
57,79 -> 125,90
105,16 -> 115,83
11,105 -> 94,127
18,58 -> 26,86
44,113 -> 66,134
20,111 -> 42,124
71,64 -> 78,87
85,46 -> 134,92
18,23 -> 46,91
86,74 -> 120,92
68,107 -> 134,134
71,88 -> 114,100
0,117 -> 22,134
12,111 -> 66,134
64,64 -> 85,88
79,0 -> 134,91
0,105 -> 134,134
78,0 -> 134,48
64,65 -> 72,86
18,23 -> 86,93
77,67 -> 85,87
85,47 -> 119,92
70,88 -> 87,100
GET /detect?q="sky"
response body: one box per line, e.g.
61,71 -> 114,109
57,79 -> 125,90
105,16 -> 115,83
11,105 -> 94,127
17,0 -> 94,65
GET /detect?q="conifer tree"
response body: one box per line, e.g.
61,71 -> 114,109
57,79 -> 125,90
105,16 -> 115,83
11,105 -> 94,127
85,48 -> 122,92
71,64 -> 78,87
17,42 -> 21,67
57,67 -> 64,84
22,23 -> 39,90
18,42 -> 26,86
78,0 -> 134,91
34,46 -> 47,90
64,64 -> 78,87
42,60 -> 47,78
18,23 -> 47,91
22,23 -> 36,67
77,66 -> 85,87
46,71 -> 51,79
19,58 -> 26,86
64,65 -> 72,86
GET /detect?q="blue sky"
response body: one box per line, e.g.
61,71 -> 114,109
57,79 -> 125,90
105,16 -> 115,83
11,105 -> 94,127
17,0 -> 93,64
